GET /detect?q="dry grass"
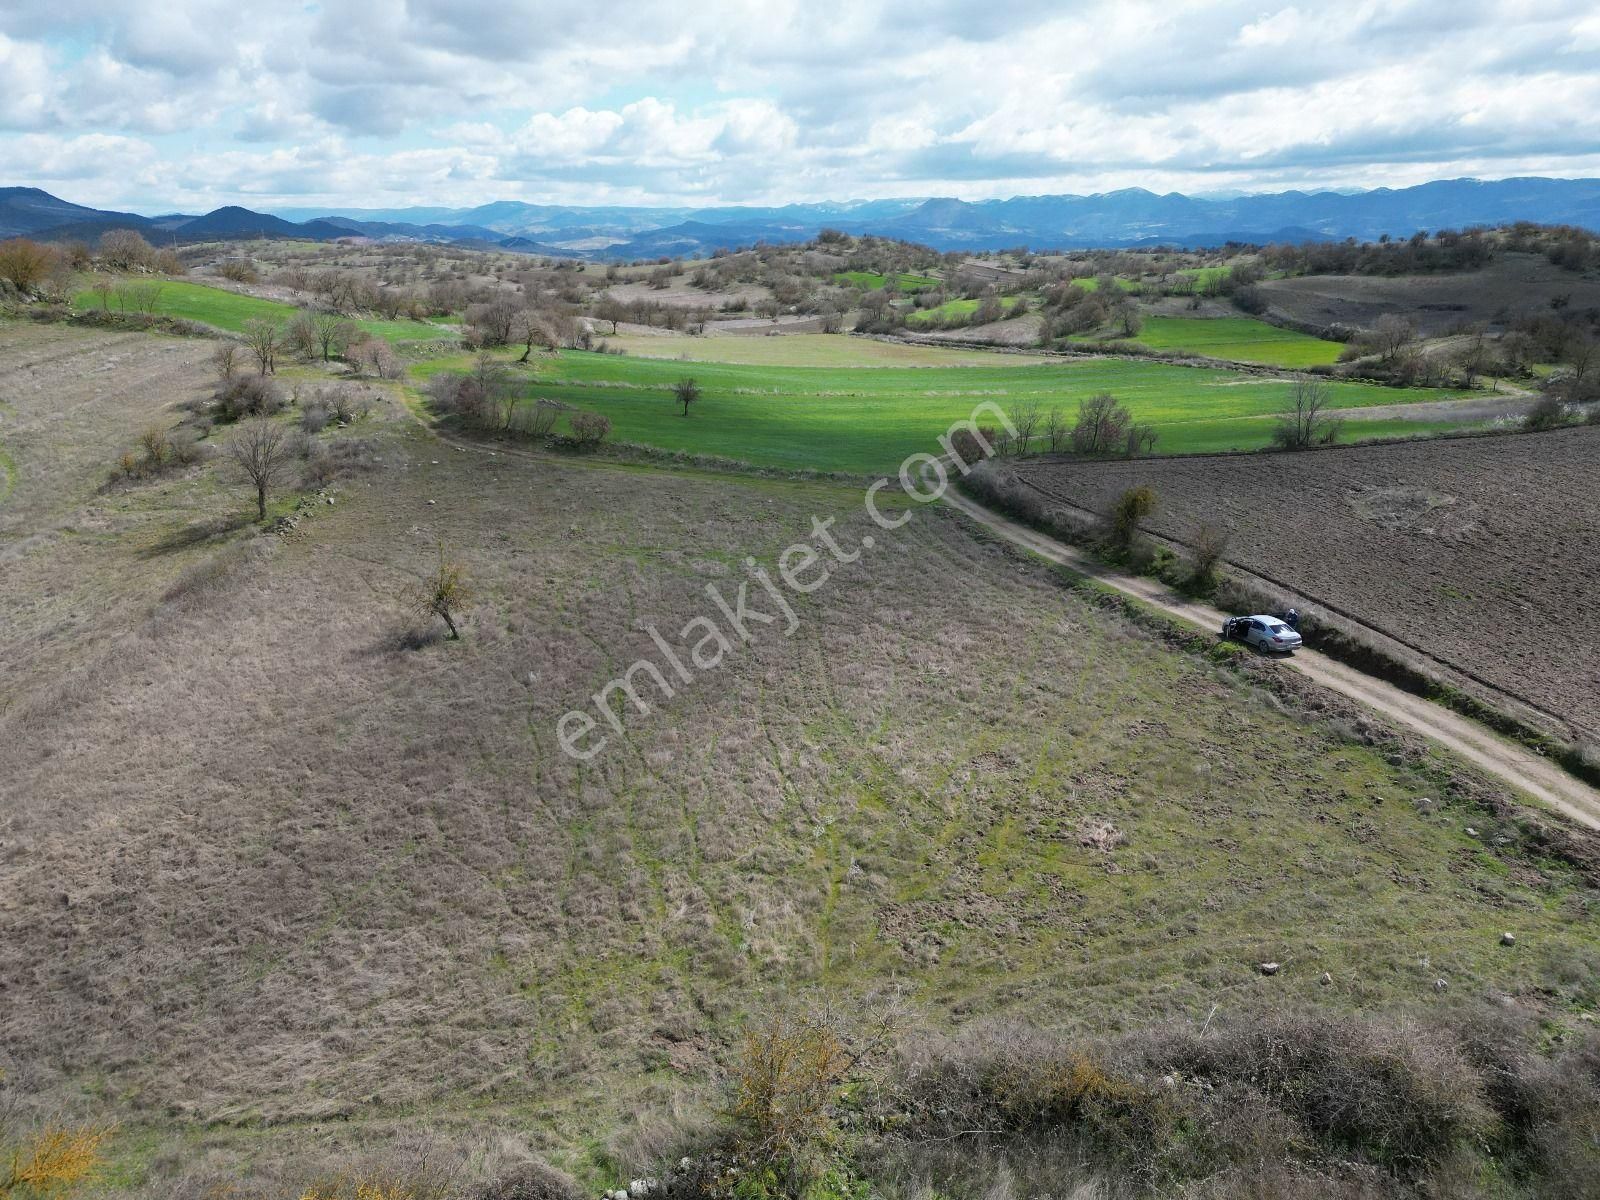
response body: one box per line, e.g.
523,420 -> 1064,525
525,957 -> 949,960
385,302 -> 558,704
2,320 -> 1599,1195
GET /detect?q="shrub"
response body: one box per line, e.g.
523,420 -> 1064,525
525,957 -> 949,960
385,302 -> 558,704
217,259 -> 260,284
1107,486 -> 1156,552
475,1163 -> 582,1200
1188,521 -> 1229,589
568,410 -> 612,447
212,374 -> 284,421
1523,392 -> 1568,431
724,1015 -> 851,1194
1,1124 -> 108,1196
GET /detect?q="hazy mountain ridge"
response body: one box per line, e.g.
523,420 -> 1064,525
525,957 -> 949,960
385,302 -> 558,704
5,177 -> 1600,258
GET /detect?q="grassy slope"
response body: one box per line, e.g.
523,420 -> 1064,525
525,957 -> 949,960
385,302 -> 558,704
71,278 -> 445,345
835,270 -> 940,291
1072,315 -> 1344,368
1131,316 -> 1344,367
591,332 -> 1052,368
417,346 -> 1481,473
2,320 -> 1596,1192
904,296 -> 1027,325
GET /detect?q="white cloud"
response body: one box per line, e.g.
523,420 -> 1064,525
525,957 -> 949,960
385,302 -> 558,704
1,0 -> 1598,208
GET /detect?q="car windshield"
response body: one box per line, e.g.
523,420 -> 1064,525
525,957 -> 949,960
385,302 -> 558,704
1268,623 -> 1290,633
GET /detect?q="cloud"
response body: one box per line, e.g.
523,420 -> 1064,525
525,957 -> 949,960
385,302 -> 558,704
1,0 -> 1598,208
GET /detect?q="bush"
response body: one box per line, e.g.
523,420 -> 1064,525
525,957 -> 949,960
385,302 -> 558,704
212,373 -> 284,421
1107,486 -> 1156,552
475,1162 -> 582,1200
1523,392 -> 1569,431
568,410 -> 612,447
1187,521 -> 1229,590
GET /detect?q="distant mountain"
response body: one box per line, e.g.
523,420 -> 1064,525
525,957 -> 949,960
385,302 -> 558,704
8,177 -> 1600,259
173,206 -> 351,241
0,186 -> 152,238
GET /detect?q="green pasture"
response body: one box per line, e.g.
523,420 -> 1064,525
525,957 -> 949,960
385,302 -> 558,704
904,296 -> 1028,326
1071,275 -> 1140,293
1077,316 -> 1344,368
834,270 -> 941,292
415,346 -> 1484,474
71,278 -> 447,345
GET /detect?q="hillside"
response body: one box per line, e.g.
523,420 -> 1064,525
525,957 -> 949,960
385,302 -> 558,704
2,319 -> 1598,1197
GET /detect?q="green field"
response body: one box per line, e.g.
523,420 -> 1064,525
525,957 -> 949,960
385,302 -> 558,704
1071,275 -> 1140,293
1177,265 -> 1234,289
596,332 -> 1052,367
1078,315 -> 1344,368
834,270 -> 941,292
417,346 -> 1481,473
71,278 -> 448,345
904,295 -> 1028,326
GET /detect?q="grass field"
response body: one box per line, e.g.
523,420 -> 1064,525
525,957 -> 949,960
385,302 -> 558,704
835,270 -> 941,291
419,345 -> 1483,473
1071,275 -> 1140,293
4,320 -> 1597,1197
593,331 -> 1053,367
1077,315 -> 1345,367
71,278 -> 448,345
904,296 -> 1027,326
1178,265 -> 1234,289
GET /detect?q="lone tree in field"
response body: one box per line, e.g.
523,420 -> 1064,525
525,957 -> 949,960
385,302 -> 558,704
673,376 -> 701,417
226,417 -> 293,521
1271,378 -> 1341,450
1071,392 -> 1133,455
241,318 -> 282,375
407,544 -> 473,640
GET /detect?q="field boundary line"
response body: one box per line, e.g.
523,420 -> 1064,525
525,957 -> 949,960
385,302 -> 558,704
938,477 -> 1600,832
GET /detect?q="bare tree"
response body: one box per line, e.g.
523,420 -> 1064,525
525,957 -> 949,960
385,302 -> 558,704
211,341 -> 244,382
1271,378 -> 1342,450
673,377 -> 701,417
1071,392 -> 1133,455
1043,409 -> 1068,454
312,311 -> 355,362
1008,400 -> 1043,455
405,544 -> 473,640
1372,314 -> 1417,363
98,228 -> 154,271
513,308 -> 556,363
226,417 -> 293,521
241,318 -> 282,375
1562,330 -> 1599,401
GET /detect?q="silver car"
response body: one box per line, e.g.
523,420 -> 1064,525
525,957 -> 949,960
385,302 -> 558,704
1222,614 -> 1303,654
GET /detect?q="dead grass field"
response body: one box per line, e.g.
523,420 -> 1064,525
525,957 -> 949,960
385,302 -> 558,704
1011,428 -> 1600,738
2,320 -> 1599,1191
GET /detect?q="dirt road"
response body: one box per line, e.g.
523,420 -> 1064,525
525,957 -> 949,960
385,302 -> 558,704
941,483 -> 1600,832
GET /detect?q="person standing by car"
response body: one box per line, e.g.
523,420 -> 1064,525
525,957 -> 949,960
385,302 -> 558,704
1283,608 -> 1300,632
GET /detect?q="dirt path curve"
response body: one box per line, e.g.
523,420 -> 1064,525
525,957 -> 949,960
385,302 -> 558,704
941,483 -> 1600,832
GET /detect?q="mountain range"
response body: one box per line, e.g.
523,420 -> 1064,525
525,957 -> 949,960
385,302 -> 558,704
5,177 -> 1600,259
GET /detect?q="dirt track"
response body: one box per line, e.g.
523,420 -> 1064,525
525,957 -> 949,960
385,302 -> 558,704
940,481 -> 1600,832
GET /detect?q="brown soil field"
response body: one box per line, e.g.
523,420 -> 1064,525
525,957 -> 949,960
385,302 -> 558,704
1012,428 -> 1600,738
1260,252 -> 1600,334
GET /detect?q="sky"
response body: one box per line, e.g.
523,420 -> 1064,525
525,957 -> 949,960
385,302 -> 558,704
3,0 -> 1600,214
